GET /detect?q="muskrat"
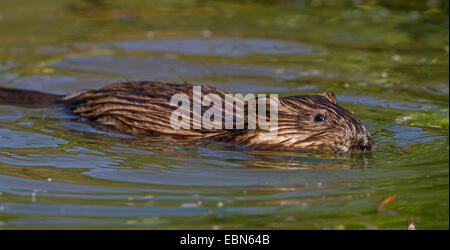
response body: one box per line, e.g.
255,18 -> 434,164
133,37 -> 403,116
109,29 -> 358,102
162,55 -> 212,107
0,81 -> 374,153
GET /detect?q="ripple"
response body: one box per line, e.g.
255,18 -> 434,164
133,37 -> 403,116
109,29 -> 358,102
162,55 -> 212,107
211,64 -> 303,80
0,106 -> 23,121
388,125 -> 440,146
0,128 -> 67,148
0,153 -> 119,169
51,55 -> 212,79
107,38 -> 314,56
50,55 -> 308,82
338,94 -> 439,111
85,165 -> 368,187
0,62 -> 18,71
0,201 -> 209,217
59,122 -> 134,138
10,74 -> 113,94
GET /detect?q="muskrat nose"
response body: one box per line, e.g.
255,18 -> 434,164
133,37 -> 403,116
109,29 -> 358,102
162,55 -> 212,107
358,136 -> 374,153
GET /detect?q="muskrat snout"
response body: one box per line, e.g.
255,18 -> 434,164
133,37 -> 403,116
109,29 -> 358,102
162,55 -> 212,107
357,135 -> 374,153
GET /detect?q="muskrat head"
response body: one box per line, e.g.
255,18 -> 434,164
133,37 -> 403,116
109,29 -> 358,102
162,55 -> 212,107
270,92 -> 374,153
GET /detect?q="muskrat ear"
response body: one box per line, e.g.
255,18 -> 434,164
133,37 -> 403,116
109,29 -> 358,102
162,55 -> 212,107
319,92 -> 337,103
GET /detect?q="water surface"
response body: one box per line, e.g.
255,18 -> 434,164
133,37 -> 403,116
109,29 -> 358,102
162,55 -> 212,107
0,0 -> 448,229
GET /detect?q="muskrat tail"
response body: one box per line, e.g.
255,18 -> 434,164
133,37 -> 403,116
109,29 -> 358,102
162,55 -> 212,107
0,87 -> 63,106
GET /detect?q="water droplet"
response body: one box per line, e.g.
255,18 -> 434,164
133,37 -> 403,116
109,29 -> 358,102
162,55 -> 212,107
201,29 -> 212,38
392,55 -> 401,62
146,31 -> 155,39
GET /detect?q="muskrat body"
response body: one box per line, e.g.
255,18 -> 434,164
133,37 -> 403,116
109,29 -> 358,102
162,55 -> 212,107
0,81 -> 374,153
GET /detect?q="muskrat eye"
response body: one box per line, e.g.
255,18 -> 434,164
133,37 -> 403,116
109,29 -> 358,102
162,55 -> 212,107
315,114 -> 325,122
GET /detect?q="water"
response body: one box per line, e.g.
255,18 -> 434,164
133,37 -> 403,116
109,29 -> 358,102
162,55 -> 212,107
0,0 -> 448,229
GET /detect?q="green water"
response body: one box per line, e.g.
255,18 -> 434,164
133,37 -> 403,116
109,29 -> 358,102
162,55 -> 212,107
0,0 -> 448,229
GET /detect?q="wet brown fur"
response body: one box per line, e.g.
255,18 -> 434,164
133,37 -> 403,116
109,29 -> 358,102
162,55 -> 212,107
1,81 -> 374,153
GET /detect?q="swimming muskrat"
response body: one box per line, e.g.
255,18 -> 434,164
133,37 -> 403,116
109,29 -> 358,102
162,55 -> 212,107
0,81 -> 374,153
